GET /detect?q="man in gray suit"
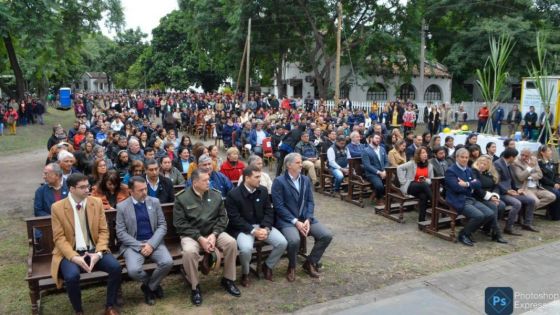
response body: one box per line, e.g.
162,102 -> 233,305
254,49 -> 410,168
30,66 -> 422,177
116,176 -> 173,306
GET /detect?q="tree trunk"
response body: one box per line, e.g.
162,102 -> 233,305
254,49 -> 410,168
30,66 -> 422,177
3,34 -> 26,101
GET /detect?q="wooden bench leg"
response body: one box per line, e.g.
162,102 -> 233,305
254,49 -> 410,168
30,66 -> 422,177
28,280 -> 40,315
255,244 -> 262,279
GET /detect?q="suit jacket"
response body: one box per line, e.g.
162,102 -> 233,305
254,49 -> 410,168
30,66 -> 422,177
538,160 -> 560,191
272,172 -> 316,229
51,196 -> 109,288
494,157 -> 516,194
116,196 -> 167,256
397,160 -> 433,195
225,185 -> 273,238
34,181 -> 69,217
406,144 -> 418,161
444,163 -> 481,213
149,175 -> 175,203
362,145 -> 388,178
511,157 -> 543,190
429,157 -> 448,178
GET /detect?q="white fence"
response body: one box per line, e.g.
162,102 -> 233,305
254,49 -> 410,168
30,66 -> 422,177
319,100 -> 520,123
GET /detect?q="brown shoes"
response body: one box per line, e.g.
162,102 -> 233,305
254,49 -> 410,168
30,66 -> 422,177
104,306 -> 119,315
286,267 -> 296,282
262,263 -> 273,281
302,260 -> 320,278
240,274 -> 250,287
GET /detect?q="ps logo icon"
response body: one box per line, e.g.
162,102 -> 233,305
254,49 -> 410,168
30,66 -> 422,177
485,287 -> 513,315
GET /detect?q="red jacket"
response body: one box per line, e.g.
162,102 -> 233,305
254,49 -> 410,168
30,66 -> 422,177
478,107 -> 489,120
220,160 -> 246,182
4,110 -> 18,122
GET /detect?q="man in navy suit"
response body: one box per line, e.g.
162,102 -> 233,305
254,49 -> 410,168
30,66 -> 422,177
444,148 -> 494,246
406,135 -> 423,161
362,133 -> 389,205
272,153 -> 333,282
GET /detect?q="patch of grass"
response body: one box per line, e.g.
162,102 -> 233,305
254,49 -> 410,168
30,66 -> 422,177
0,109 -> 75,156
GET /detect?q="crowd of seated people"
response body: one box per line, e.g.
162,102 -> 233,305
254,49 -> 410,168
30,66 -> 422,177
31,91 -> 560,314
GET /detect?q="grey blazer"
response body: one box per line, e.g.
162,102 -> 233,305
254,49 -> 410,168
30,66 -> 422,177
397,160 -> 434,195
116,196 -> 167,255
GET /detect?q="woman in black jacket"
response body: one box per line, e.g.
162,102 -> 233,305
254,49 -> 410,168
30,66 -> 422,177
472,155 -> 507,243
537,145 -> 560,220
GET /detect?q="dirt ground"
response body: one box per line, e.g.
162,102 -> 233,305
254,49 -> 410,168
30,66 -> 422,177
1,140 -> 560,315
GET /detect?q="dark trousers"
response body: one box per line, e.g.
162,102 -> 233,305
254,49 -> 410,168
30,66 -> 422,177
281,222 -> 333,267
59,255 -> 122,312
547,188 -> 560,220
276,150 -> 289,176
407,181 -> 431,221
460,197 -> 494,236
367,174 -> 385,200
477,119 -> 487,133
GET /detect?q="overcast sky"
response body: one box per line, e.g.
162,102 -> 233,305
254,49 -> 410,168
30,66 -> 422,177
101,0 -> 178,40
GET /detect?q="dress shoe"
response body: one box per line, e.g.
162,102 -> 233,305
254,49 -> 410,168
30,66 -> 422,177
141,284 -> 155,305
191,285 -> 202,306
286,267 -> 296,282
503,228 -> 523,236
241,274 -> 250,287
153,285 -> 164,299
458,234 -> 474,246
262,263 -> 273,281
521,224 -> 539,232
302,260 -> 320,278
104,306 -> 120,315
221,278 -> 241,297
465,234 -> 476,243
492,233 -> 508,244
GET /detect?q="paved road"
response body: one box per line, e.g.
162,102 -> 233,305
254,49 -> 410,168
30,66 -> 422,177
294,241 -> 560,315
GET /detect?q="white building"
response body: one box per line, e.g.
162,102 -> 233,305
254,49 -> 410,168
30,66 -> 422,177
270,61 -> 452,104
75,72 -> 113,92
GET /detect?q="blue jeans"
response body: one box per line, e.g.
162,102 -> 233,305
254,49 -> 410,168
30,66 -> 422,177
59,254 -> 121,312
329,167 -> 344,192
237,226 -> 287,274
460,197 -> 494,236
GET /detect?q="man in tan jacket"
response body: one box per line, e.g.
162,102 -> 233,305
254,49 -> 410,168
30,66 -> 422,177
51,173 -> 121,315
510,148 -> 556,232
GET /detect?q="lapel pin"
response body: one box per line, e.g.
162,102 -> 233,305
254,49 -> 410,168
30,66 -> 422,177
256,198 -> 260,202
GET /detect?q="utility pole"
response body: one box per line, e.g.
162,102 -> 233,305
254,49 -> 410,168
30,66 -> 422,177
334,2 -> 342,106
236,39 -> 247,93
419,18 -> 426,104
245,18 -> 251,103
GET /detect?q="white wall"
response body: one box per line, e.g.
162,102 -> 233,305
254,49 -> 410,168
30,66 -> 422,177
277,62 -> 452,103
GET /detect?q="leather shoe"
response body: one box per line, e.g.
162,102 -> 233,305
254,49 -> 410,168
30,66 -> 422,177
521,224 -> 539,232
465,234 -> 476,243
262,263 -> 273,281
303,260 -> 320,278
221,278 -> 241,297
503,228 -> 523,236
241,274 -> 250,287
492,233 -> 508,244
191,285 -> 202,306
154,285 -> 164,299
104,306 -> 119,315
458,234 -> 473,246
286,267 -> 296,282
141,284 -> 155,305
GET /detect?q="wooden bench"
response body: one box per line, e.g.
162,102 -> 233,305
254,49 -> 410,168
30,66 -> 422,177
375,166 -> 419,223
342,158 -> 374,208
318,153 -> 347,196
418,177 -> 465,242
25,203 -> 308,314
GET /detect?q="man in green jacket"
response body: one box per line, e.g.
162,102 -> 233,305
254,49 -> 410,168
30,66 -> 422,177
174,169 -> 240,306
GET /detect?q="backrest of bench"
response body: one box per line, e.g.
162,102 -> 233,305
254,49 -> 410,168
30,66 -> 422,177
348,158 -> 363,179
24,216 -> 54,259
160,203 -> 180,244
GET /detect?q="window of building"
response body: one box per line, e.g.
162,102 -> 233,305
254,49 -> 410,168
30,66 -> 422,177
424,84 -> 442,101
399,83 -> 416,101
366,83 -> 388,101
